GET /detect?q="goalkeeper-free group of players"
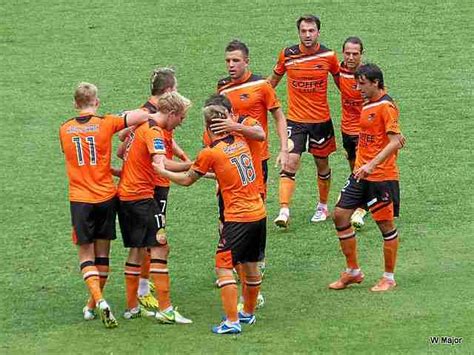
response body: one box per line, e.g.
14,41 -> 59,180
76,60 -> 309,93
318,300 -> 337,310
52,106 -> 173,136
60,14 -> 405,334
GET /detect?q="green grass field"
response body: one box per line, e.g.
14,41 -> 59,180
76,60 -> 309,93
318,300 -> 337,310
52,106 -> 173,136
1,0 -> 473,353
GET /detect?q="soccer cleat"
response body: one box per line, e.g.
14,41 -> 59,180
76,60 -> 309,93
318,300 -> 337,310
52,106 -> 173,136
329,271 -> 365,290
97,300 -> 118,328
238,311 -> 256,325
212,320 -> 241,334
274,208 -> 290,228
123,306 -> 155,319
138,293 -> 159,311
310,204 -> 329,223
155,308 -> 193,324
351,209 -> 366,230
82,306 -> 96,321
256,292 -> 265,309
370,277 -> 397,292
148,279 -> 156,293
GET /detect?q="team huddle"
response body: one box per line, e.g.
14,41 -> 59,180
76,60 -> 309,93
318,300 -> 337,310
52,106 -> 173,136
60,15 -> 404,334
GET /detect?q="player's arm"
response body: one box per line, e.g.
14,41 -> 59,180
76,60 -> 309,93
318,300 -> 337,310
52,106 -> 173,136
172,139 -> 190,161
269,107 -> 289,168
267,73 -> 283,88
210,115 -> 265,141
153,156 -> 201,187
354,133 -> 404,181
123,109 -> 151,127
164,158 -> 193,172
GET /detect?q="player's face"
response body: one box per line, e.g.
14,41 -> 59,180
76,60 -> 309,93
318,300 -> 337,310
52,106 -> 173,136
225,50 -> 249,80
343,43 -> 362,71
298,21 -> 319,48
356,76 -> 379,100
168,111 -> 186,129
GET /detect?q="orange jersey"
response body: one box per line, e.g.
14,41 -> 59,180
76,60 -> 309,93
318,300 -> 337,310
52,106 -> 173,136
339,64 -> 364,135
273,43 -> 339,123
217,71 -> 280,160
141,100 -> 174,187
202,116 -> 265,195
192,135 -> 266,222
60,112 -> 126,203
355,92 -> 401,181
118,120 -> 166,201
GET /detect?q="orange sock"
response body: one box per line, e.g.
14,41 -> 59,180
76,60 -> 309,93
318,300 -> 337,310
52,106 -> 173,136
141,251 -> 151,279
336,225 -> 359,269
150,259 -> 171,311
317,170 -> 331,204
234,264 -> 246,303
87,257 -> 109,309
124,262 -> 141,309
279,171 -> 296,208
243,274 -> 262,315
382,229 -> 399,273
217,275 -> 238,322
80,261 -> 102,305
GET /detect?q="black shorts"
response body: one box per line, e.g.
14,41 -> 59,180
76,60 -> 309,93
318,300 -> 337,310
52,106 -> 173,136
118,198 -> 162,248
287,119 -> 337,158
154,186 -> 169,229
336,175 -> 400,221
262,159 -> 269,184
215,218 -> 267,269
342,132 -> 359,161
70,197 -> 118,245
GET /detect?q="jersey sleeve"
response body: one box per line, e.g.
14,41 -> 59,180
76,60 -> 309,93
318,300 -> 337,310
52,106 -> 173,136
263,82 -> 281,110
273,49 -> 286,76
192,148 -> 213,175
104,114 -> 126,134
329,52 -> 340,76
384,104 -> 401,134
145,127 -> 166,155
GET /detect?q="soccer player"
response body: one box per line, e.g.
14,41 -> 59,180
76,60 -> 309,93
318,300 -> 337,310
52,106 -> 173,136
338,37 -> 367,228
154,104 -> 267,335
329,63 -> 404,292
269,15 -> 340,227
60,82 -> 153,328
117,67 -> 192,311
117,91 -> 193,323
217,40 -> 288,196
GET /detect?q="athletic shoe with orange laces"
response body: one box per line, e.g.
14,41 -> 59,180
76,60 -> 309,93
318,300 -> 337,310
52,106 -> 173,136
328,271 -> 365,290
370,277 -> 397,292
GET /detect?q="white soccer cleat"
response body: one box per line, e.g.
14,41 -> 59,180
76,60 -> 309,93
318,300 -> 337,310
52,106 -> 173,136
351,208 -> 366,230
83,306 -> 96,321
311,204 -> 329,223
274,208 -> 290,228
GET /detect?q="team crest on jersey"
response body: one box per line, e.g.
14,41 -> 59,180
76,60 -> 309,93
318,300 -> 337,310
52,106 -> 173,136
368,113 -> 376,121
240,93 -> 250,101
153,138 -> 165,151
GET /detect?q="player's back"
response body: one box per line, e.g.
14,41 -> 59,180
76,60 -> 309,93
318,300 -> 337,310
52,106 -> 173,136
118,120 -> 165,201
60,113 -> 125,203
195,135 -> 266,222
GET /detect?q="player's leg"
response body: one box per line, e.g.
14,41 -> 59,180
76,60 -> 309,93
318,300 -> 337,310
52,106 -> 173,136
85,240 -> 111,314
309,120 -> 337,223
329,175 -> 365,289
369,181 -> 400,292
275,120 -> 306,228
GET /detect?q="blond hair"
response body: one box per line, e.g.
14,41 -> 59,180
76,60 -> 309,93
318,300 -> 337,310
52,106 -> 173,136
203,105 -> 227,132
74,82 -> 98,109
157,91 -> 191,115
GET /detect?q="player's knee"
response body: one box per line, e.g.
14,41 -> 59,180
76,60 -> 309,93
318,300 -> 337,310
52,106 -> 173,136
333,207 -> 350,227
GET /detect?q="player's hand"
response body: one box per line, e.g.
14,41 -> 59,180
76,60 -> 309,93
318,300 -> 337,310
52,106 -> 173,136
353,163 -> 373,181
110,167 -> 122,177
275,149 -> 289,170
210,117 -> 237,135
398,134 -> 407,148
152,160 -> 166,175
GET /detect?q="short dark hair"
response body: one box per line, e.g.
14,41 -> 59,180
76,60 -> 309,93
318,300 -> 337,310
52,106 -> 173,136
355,63 -> 384,89
150,67 -> 176,96
204,94 -> 233,113
296,15 -> 321,31
225,39 -> 249,57
342,36 -> 364,53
